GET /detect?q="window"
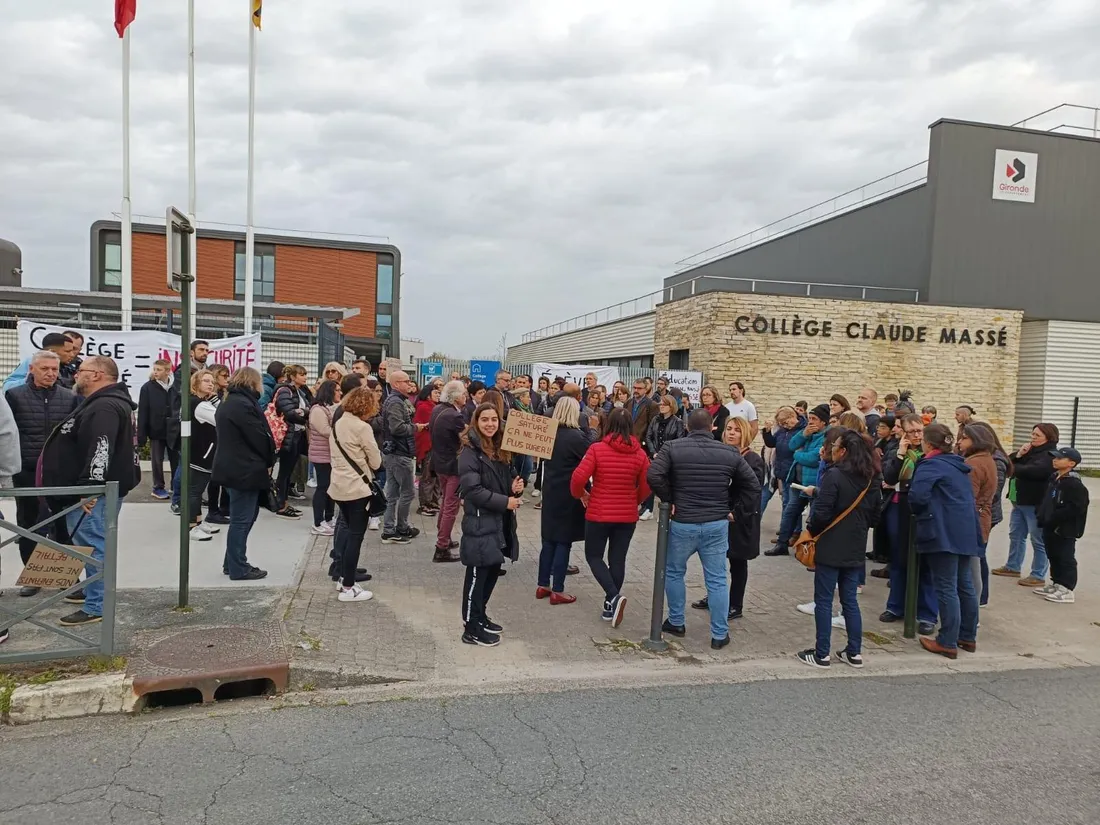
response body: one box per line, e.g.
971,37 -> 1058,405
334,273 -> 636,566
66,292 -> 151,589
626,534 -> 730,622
234,243 -> 276,300
669,349 -> 690,370
377,255 -> 394,303
376,314 -> 392,338
98,230 -> 122,291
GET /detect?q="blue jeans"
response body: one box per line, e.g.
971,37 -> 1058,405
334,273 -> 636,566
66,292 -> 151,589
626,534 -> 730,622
814,564 -> 861,659
225,488 -> 261,578
66,497 -> 124,618
884,502 -> 938,624
666,520 -> 730,640
171,465 -> 182,507
512,453 -> 533,483
926,552 -> 979,649
538,541 -> 571,592
1006,504 -> 1048,578
777,486 -> 807,544
760,482 -> 777,515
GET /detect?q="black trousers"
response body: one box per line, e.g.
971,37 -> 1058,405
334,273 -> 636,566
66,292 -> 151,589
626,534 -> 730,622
188,467 -> 211,523
312,463 -> 334,527
275,432 -> 302,509
728,557 -> 749,614
336,498 -> 369,587
13,470 -> 69,565
149,439 -> 179,492
462,564 -> 502,630
1042,529 -> 1078,590
584,521 -> 636,601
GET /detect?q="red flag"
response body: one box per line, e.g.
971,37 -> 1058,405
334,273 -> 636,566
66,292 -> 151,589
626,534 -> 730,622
115,0 -> 137,38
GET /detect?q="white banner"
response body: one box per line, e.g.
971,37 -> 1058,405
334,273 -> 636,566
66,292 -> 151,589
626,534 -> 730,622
658,369 -> 704,404
18,321 -> 262,403
532,362 -> 621,391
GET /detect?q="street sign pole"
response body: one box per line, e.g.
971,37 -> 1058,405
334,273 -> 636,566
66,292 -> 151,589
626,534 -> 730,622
642,502 -> 672,651
166,208 -> 195,609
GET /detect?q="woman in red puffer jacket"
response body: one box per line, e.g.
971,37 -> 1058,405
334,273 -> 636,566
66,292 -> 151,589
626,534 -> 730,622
570,407 -> 651,628
414,382 -> 441,514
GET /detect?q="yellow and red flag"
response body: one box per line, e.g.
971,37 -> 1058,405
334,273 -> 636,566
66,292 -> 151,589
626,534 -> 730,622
115,0 -> 137,37
252,0 -> 262,30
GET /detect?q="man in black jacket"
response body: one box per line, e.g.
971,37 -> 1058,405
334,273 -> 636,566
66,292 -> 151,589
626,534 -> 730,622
380,370 -> 420,544
430,380 -> 468,561
5,350 -> 79,596
41,356 -> 136,627
647,409 -> 761,650
1036,447 -> 1089,604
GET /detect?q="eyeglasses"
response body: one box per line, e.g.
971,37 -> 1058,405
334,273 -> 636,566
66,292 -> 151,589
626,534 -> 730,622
76,368 -> 101,376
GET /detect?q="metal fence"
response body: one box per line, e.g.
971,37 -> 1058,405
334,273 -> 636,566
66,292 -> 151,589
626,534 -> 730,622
0,303 -> 346,382
1067,397 -> 1100,469
0,482 -> 119,665
414,359 -> 703,392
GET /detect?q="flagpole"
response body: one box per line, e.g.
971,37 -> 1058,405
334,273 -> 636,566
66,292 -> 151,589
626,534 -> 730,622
244,6 -> 257,334
120,29 -> 133,331
187,0 -> 198,339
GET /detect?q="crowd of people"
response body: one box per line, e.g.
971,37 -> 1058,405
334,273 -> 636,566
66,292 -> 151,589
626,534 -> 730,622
0,341 -> 1091,662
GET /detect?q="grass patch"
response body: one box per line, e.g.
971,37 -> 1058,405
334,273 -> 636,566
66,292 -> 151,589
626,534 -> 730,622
862,630 -> 894,646
172,606 -> 195,614
87,655 -> 127,674
299,681 -> 317,692
0,674 -> 16,715
593,637 -> 643,653
297,631 -> 322,651
335,698 -> 350,707
26,670 -> 61,686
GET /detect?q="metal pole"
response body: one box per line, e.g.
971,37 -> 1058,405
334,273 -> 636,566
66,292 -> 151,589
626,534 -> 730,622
244,8 -> 257,333
187,0 -> 198,338
1071,397 -> 1079,447
642,502 -> 672,651
101,481 -> 120,654
178,277 -> 193,609
903,515 -> 918,639
120,30 -> 133,331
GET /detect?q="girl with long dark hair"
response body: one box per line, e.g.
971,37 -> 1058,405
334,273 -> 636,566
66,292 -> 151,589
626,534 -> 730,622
308,379 -> 342,536
457,403 -> 523,647
570,407 -> 651,628
797,429 -> 880,670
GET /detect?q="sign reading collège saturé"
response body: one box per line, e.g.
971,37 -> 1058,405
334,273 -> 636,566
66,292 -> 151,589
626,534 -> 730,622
732,314 -> 1011,347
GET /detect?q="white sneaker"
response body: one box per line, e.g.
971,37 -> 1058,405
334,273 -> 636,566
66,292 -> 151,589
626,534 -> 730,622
189,525 -> 212,542
856,585 -> 864,595
368,517 -> 381,531
307,477 -> 318,488
531,489 -> 541,498
831,614 -> 846,629
324,519 -> 338,531
796,601 -> 816,616
200,522 -> 220,534
1045,585 -> 1075,604
311,523 -> 335,536
338,585 -> 373,602
1032,582 -> 1058,596
638,510 -> 653,521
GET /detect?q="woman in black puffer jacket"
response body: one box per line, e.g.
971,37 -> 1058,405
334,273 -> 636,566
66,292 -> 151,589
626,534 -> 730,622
457,402 -> 523,648
993,422 -> 1058,585
272,365 -> 313,517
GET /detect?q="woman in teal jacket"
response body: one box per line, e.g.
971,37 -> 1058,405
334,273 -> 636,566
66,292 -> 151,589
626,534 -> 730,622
768,404 -> 829,556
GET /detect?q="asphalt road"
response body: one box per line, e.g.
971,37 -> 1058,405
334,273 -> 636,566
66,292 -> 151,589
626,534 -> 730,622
1,667 -> 1098,825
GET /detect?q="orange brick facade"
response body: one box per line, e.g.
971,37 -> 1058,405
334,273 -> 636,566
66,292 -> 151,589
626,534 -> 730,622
128,231 -> 377,338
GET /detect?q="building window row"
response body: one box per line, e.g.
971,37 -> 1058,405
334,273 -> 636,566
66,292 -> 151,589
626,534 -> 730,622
233,242 -> 276,300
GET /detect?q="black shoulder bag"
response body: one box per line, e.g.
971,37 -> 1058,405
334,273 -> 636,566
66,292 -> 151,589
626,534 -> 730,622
331,423 -> 388,518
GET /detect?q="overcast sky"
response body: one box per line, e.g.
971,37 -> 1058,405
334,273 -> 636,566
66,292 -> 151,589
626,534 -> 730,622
2,1 -> 1098,357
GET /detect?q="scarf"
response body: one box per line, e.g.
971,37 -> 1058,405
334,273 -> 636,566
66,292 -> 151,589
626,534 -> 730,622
705,403 -> 721,417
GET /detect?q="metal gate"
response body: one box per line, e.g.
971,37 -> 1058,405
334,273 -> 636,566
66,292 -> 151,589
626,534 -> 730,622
317,320 -> 346,375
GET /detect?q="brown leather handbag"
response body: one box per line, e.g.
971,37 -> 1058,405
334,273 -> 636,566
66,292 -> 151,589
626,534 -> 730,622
793,482 -> 872,568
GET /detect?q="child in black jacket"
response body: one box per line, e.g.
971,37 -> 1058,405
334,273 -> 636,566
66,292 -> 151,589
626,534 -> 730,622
1036,447 -> 1089,604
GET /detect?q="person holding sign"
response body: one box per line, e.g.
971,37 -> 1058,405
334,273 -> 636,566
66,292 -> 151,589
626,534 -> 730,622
570,408 -> 651,628
457,403 -> 522,647
536,397 -> 591,605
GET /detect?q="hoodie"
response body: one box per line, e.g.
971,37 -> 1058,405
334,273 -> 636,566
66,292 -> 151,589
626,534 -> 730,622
569,434 -> 651,523
40,382 -> 138,506
907,451 -> 983,556
1037,471 -> 1089,539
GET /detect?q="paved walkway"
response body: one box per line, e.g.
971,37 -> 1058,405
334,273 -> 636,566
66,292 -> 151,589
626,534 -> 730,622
283,482 -> 1100,685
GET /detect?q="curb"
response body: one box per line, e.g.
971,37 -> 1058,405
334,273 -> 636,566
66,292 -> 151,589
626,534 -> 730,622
8,673 -> 139,725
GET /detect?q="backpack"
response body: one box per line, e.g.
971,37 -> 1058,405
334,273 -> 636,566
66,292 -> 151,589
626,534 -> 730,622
264,387 -> 290,451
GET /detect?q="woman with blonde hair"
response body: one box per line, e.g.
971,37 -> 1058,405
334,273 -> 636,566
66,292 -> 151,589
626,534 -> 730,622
838,411 -> 867,433
693,417 -> 765,620
186,370 -> 220,542
328,387 -> 383,602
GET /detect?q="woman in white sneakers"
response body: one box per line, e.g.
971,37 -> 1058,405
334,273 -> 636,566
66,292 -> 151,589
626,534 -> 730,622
328,387 -> 383,602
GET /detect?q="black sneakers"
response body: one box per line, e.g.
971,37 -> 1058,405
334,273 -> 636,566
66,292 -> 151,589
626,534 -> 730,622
59,610 -> 102,627
661,618 -> 686,637
837,650 -> 863,669
381,532 -> 410,545
64,590 -> 86,605
711,635 -> 731,650
482,617 -> 504,634
462,626 -> 501,647
230,568 -> 268,581
796,649 -> 830,668
398,526 -> 420,540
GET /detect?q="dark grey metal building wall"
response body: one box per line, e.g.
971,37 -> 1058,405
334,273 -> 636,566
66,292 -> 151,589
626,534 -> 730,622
926,120 -> 1100,321
664,186 -> 930,301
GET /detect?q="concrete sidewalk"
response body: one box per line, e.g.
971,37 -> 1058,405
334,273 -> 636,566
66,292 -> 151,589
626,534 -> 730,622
284,481 -> 1100,686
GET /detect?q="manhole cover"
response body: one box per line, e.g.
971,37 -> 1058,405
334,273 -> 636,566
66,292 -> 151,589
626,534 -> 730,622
128,621 -> 289,704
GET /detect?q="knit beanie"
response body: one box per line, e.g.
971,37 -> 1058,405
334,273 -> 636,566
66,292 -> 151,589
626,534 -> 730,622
809,404 -> 831,425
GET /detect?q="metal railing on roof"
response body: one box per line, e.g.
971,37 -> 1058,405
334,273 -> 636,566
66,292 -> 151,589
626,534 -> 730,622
1013,103 -> 1100,136
673,161 -> 929,273
520,292 -> 661,343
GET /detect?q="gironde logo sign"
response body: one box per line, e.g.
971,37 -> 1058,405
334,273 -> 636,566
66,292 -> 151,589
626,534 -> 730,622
992,149 -> 1037,203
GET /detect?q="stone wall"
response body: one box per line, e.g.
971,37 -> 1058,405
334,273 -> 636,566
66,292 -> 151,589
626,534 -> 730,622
654,293 -> 1023,441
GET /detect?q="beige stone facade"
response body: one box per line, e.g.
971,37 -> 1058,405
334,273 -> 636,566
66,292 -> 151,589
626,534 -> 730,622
654,293 -> 1023,441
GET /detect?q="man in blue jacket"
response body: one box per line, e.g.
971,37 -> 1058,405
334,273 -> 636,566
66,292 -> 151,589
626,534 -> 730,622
767,404 -> 828,556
